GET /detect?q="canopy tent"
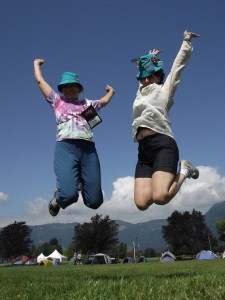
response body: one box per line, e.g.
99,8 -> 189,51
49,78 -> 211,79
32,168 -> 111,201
196,250 -> 218,260
47,249 -> 67,262
160,251 -> 176,262
37,253 -> 47,263
93,253 -> 111,264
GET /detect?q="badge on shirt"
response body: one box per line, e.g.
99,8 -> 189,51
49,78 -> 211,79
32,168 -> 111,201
81,105 -> 102,128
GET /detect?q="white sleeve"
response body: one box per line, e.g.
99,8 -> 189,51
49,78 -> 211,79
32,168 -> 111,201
162,40 -> 193,109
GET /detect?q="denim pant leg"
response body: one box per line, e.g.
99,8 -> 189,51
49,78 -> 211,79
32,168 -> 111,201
54,140 -> 80,209
80,142 -> 103,209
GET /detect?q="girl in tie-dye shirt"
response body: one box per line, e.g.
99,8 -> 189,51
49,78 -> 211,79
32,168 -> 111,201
34,59 -> 115,217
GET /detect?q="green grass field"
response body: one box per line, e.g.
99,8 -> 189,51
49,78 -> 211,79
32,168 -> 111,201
1,259 -> 225,300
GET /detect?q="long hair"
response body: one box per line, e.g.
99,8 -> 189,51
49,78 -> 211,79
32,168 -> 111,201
154,69 -> 165,84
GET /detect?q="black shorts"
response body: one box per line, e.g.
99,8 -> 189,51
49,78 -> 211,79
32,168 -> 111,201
135,133 -> 179,178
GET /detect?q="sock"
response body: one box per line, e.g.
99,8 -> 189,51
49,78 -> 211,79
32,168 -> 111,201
51,198 -> 58,207
180,168 -> 190,178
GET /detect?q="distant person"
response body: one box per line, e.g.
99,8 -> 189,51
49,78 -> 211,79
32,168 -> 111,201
73,252 -> 78,265
77,252 -> 82,265
132,30 -> 200,211
34,59 -> 115,216
123,257 -> 129,264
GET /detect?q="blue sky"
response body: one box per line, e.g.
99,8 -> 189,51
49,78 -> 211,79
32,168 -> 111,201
0,0 -> 225,227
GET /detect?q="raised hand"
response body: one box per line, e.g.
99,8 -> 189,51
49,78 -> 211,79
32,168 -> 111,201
34,58 -> 45,66
149,49 -> 161,55
184,30 -> 200,40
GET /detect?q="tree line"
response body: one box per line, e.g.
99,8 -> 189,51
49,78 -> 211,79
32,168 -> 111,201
1,211 -> 225,260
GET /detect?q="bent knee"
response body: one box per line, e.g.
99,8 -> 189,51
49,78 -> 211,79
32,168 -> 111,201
136,203 -> 148,211
152,192 -> 170,205
135,198 -> 153,211
89,202 -> 103,209
83,194 -> 103,209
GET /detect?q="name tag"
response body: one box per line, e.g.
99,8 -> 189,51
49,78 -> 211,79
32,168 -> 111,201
81,105 -> 102,128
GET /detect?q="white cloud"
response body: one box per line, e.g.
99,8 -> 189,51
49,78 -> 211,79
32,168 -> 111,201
170,166 -> 225,213
0,166 -> 225,227
0,192 -> 8,203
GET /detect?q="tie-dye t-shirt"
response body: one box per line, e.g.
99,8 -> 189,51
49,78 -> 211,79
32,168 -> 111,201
46,90 -> 101,142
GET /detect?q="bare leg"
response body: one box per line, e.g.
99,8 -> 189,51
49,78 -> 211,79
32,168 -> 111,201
134,171 -> 186,210
134,178 -> 153,210
151,171 -> 185,205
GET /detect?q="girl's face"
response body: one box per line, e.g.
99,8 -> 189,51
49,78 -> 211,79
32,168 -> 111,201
62,84 -> 80,100
140,74 -> 160,87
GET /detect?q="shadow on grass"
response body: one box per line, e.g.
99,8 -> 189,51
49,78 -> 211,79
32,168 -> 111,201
90,274 -> 142,280
155,272 -> 197,279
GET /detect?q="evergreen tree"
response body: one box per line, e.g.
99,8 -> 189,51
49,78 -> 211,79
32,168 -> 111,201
0,221 -> 33,258
34,238 -> 63,256
162,209 -> 217,256
216,218 -> 225,242
73,214 -> 119,254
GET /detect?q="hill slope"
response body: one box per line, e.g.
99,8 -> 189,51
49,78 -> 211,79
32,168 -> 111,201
29,201 -> 225,250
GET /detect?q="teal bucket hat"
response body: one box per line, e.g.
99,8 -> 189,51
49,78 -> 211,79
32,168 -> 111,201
131,54 -> 163,79
58,72 -> 84,92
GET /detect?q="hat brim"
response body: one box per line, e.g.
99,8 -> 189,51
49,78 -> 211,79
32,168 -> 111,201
137,65 -> 163,79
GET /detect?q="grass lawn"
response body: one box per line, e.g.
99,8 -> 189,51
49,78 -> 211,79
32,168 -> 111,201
1,259 -> 225,299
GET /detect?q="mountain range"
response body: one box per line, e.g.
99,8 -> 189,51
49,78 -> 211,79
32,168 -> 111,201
30,200 -> 225,251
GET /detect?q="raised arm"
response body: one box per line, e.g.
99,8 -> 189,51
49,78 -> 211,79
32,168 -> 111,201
148,30 -> 200,55
162,29 -> 200,106
99,85 -> 115,107
34,59 -> 52,98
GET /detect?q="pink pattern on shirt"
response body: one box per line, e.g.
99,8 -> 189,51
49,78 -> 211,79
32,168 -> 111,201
46,90 -> 101,142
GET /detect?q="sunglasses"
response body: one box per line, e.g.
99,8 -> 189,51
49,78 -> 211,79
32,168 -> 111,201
62,84 -> 79,89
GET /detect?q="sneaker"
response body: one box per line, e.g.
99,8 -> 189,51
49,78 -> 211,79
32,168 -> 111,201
180,160 -> 199,179
48,190 -> 60,217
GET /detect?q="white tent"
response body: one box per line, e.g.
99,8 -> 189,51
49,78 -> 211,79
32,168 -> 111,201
160,251 -> 176,262
37,253 -> 47,263
196,250 -> 218,260
47,249 -> 67,262
93,253 -> 111,264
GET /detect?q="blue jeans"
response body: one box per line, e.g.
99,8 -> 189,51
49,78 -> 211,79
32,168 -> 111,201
54,139 -> 103,209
